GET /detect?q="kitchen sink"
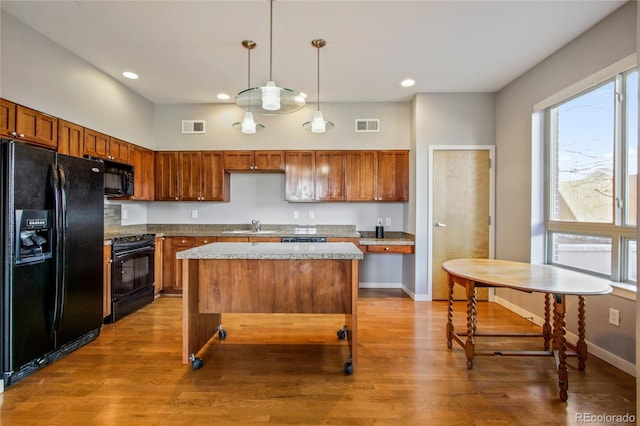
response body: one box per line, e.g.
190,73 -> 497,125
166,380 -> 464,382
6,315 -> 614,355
222,230 -> 278,235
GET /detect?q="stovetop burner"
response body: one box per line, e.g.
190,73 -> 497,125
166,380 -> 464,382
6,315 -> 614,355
112,233 -> 156,252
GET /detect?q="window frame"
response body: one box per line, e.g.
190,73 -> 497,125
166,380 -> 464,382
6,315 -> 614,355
544,67 -> 637,286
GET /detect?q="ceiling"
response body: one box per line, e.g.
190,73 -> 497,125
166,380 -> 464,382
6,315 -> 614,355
1,1 -> 627,105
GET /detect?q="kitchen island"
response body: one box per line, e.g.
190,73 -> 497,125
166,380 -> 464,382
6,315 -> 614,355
178,242 -> 364,373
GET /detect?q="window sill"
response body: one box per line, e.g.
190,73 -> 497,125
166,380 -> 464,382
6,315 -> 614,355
610,281 -> 636,301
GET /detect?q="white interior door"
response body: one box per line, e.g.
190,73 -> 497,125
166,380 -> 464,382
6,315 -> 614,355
430,147 -> 494,300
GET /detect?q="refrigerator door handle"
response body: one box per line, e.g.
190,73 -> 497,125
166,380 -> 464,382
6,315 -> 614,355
48,164 -> 63,333
57,165 -> 68,330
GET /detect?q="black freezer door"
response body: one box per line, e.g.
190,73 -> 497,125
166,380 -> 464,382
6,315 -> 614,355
54,153 -> 104,347
1,142 -> 57,370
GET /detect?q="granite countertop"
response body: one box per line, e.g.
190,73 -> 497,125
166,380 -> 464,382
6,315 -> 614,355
176,242 -> 364,260
104,224 -> 415,247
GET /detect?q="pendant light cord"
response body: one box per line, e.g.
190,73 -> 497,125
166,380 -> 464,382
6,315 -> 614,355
269,0 -> 273,81
316,43 -> 320,111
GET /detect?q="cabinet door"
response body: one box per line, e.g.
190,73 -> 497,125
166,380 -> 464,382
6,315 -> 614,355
84,128 -> 110,159
109,137 -> 131,163
201,151 -> 229,201
315,151 -> 346,201
155,151 -> 180,201
103,245 -> 112,319
224,151 -> 254,171
377,150 -> 409,201
58,119 -> 84,158
162,237 -> 194,294
179,151 -> 202,201
0,99 -> 16,138
285,151 -> 315,201
346,151 -> 377,201
16,105 -> 58,149
154,237 -> 164,296
254,150 -> 285,171
130,146 -> 155,201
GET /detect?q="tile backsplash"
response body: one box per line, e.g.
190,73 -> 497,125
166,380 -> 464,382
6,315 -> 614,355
104,204 -> 121,227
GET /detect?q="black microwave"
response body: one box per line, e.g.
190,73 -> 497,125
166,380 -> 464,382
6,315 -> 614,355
85,156 -> 134,196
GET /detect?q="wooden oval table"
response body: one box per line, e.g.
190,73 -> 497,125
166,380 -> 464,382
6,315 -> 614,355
441,258 -> 612,401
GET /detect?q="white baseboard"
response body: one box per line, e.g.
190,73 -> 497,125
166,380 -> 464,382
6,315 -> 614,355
358,282 -> 401,289
494,296 -> 636,377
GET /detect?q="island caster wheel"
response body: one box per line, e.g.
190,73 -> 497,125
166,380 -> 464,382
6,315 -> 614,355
189,354 -> 203,370
216,324 -> 227,340
337,326 -> 347,340
343,360 -> 353,375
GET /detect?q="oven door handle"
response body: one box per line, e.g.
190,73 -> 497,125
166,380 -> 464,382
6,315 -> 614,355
113,246 -> 155,259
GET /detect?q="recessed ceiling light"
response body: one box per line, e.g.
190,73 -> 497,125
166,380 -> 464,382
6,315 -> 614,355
217,93 -> 230,100
122,71 -> 139,80
401,78 -> 415,87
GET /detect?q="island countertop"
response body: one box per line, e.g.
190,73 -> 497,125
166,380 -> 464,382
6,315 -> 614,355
176,242 -> 364,260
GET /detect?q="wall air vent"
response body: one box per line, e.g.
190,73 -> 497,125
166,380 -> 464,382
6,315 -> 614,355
181,120 -> 206,134
355,119 -> 379,133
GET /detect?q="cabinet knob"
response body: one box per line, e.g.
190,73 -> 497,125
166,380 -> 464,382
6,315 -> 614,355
384,247 -> 390,251
19,133 -> 25,138
10,131 -> 17,137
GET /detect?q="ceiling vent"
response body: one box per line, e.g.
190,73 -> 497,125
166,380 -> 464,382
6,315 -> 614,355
181,120 -> 206,134
355,119 -> 379,133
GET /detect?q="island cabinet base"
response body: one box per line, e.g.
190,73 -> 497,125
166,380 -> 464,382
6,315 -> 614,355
182,258 -> 359,371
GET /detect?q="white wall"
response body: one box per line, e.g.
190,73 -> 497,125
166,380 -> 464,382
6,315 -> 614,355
409,93 -> 496,299
153,102 -> 409,151
0,11 -> 155,149
495,2 -> 637,368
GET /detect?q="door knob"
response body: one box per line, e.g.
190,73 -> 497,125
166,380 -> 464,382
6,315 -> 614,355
435,222 -> 447,227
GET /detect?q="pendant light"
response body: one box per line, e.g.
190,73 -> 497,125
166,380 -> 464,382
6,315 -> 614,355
235,0 -> 305,115
233,40 -> 264,133
303,39 -> 333,133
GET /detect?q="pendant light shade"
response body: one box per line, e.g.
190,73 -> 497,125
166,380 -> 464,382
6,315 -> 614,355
233,40 -> 265,133
235,0 -> 305,115
303,38 -> 333,133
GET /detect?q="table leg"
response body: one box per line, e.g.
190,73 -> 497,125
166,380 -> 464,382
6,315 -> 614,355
543,293 -> 552,350
446,273 -> 454,349
553,294 -> 568,401
576,295 -> 587,370
465,281 -> 477,369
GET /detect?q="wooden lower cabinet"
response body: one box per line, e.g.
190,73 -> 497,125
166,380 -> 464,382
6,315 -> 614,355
103,245 -> 112,320
154,237 -> 164,296
161,236 -> 216,294
360,244 -> 414,254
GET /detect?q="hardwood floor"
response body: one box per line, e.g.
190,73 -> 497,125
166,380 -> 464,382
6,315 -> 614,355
1,289 -> 635,425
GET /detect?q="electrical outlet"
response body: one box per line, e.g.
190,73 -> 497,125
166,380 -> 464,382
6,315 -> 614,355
293,210 -> 299,220
377,217 -> 383,226
309,210 -> 315,220
122,209 -> 128,220
385,217 -> 391,226
609,308 -> 620,327
191,210 -> 198,219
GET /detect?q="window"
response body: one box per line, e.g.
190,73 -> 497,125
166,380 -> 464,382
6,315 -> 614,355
546,68 -> 637,283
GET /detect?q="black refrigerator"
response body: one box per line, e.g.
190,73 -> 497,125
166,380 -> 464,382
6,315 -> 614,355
0,140 -> 104,389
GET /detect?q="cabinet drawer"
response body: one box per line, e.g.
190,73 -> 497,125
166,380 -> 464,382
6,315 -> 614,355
363,244 -> 414,254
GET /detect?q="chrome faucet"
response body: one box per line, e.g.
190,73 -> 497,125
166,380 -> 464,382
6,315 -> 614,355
251,219 -> 261,232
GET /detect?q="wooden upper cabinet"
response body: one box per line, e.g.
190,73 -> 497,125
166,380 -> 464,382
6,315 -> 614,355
179,151 -> 202,201
224,150 -> 284,172
315,151 -> 346,201
0,99 -> 17,138
57,119 -> 84,158
15,105 -> 58,149
130,145 -> 155,201
108,137 -> 130,164
346,151 -> 377,201
155,151 -> 180,201
346,150 -> 408,201
377,150 -> 409,201
84,129 -> 130,163
201,151 -> 229,201
157,151 -> 229,202
285,151 -> 316,201
84,128 -> 110,159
